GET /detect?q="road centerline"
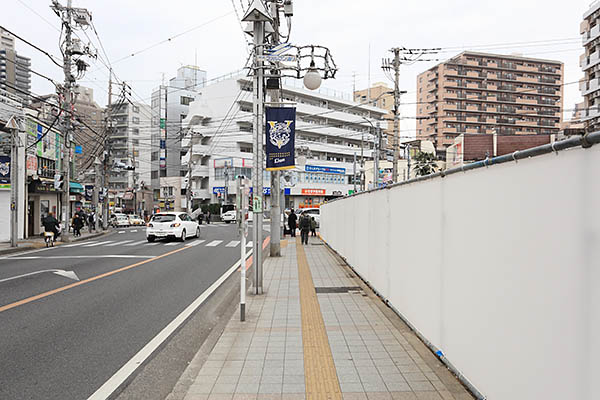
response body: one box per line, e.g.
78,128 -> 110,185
0,246 -> 190,314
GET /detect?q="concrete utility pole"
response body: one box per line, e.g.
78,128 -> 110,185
374,122 -> 380,188
224,161 -> 229,204
8,117 -> 19,247
186,133 -> 193,213
353,152 -> 357,193
61,0 -> 74,242
391,47 -> 401,183
93,157 -> 101,230
243,0 -> 271,295
269,0 -> 282,257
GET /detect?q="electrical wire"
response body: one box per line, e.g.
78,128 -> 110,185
0,25 -> 63,68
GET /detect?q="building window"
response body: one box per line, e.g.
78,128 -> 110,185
132,117 -> 139,124
180,96 -> 194,106
133,106 -> 139,113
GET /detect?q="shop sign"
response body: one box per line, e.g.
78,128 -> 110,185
0,156 -> 10,189
26,155 -> 38,175
305,165 -> 345,174
301,188 -> 325,196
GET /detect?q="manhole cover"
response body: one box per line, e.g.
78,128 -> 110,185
315,286 -> 361,293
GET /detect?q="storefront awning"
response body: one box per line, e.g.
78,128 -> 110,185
69,181 -> 84,193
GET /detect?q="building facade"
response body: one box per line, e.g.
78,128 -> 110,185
416,51 -> 564,156
354,82 -> 394,142
181,75 -> 387,213
580,2 -> 600,131
0,28 -> 31,102
106,101 -> 151,214
150,66 -> 206,210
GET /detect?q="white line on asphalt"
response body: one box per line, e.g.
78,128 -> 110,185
206,240 -> 223,247
226,240 -> 240,247
83,241 -> 114,247
185,240 -> 205,247
145,242 -> 160,246
246,241 -> 253,248
86,248 -> 254,400
164,242 -> 180,246
131,229 -> 138,233
62,241 -> 97,248
105,240 -> 132,247
118,231 -> 125,234
6,255 -> 154,260
125,240 -> 147,246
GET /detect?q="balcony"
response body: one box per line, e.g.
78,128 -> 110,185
539,76 -> 557,84
581,51 -> 600,70
583,23 -> 600,45
539,87 -> 557,95
538,99 -> 555,105
191,164 -> 210,178
581,77 -> 600,96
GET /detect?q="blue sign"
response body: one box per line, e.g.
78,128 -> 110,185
265,107 -> 295,171
75,145 -> 83,154
212,186 -> 225,194
249,187 -> 271,195
284,188 -> 291,195
305,165 -> 346,174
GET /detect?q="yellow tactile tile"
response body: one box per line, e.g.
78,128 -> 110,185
296,237 -> 342,400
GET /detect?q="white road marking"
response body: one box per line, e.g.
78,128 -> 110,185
118,231 -> 125,234
0,269 -> 79,283
145,242 -> 160,246
246,241 -> 253,248
206,240 -> 223,247
87,249 -> 254,400
83,241 -> 114,247
130,229 -> 138,233
164,242 -> 179,246
63,241 -> 97,248
5,255 -> 154,260
105,240 -> 132,247
185,240 -> 205,247
125,240 -> 147,246
226,240 -> 240,247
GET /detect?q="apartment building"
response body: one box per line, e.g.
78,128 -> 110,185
580,2 -> 600,131
106,101 -> 151,213
0,28 -> 31,101
150,66 -> 206,209
416,51 -> 563,155
181,75 -> 387,212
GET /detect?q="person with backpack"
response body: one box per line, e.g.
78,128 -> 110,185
299,213 -> 311,245
288,209 -> 297,237
310,217 -> 317,237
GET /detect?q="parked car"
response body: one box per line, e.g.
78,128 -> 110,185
146,212 -> 200,242
221,210 -> 237,223
113,215 -> 130,228
128,214 -> 145,226
300,208 -> 320,227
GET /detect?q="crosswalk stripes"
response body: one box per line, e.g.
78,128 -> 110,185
83,241 -> 113,247
106,240 -> 132,247
206,240 -> 223,247
185,240 -> 205,247
125,240 -> 147,246
63,241 -> 97,248
246,241 -> 253,248
226,240 -> 240,247
146,242 -> 160,246
164,242 -> 180,246
118,231 -> 125,234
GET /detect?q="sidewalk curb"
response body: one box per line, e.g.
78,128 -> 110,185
0,230 -> 110,256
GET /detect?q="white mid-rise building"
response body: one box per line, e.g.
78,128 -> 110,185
181,75 -> 387,212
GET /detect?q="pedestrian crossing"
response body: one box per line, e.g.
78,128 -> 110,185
58,239 -> 245,249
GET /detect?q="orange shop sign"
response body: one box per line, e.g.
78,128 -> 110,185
301,188 -> 325,195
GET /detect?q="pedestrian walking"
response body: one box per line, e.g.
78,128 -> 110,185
72,213 -> 84,237
206,210 -> 211,224
197,210 -> 204,225
310,217 -> 317,237
88,212 -> 95,233
288,208 -> 297,237
299,213 -> 311,245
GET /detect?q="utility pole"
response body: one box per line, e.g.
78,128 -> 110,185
186,132 -> 193,213
103,72 -> 112,229
353,152 -> 357,193
224,161 -> 229,204
391,48 -> 400,183
406,143 -> 411,180
93,156 -> 101,230
242,0 -> 271,295
7,117 -> 20,247
60,0 -> 74,242
268,0 -> 282,257
374,122 -> 380,189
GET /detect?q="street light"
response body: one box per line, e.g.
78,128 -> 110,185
303,60 -> 322,90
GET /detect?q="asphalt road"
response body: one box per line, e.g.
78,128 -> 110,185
0,222 -> 266,400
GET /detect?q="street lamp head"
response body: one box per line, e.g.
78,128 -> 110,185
303,61 -> 321,90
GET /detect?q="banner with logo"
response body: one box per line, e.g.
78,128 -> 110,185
265,107 -> 295,171
0,156 -> 10,189
85,185 -> 94,201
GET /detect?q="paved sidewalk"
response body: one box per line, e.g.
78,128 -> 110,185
181,236 -> 474,400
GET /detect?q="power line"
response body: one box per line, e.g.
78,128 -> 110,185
0,25 -> 63,68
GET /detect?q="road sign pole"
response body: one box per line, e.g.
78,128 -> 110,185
9,124 -> 19,247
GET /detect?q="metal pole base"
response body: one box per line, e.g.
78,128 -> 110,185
240,303 -> 245,322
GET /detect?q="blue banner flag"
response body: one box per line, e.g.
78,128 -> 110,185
265,107 -> 295,171
85,185 -> 94,201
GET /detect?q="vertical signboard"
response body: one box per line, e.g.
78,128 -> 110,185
0,156 -> 10,189
265,107 -> 295,171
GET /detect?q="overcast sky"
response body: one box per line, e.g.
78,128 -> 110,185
5,0 -> 589,135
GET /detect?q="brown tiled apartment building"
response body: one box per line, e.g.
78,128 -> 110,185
416,52 -> 563,154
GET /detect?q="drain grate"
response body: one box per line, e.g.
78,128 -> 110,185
315,286 -> 361,294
